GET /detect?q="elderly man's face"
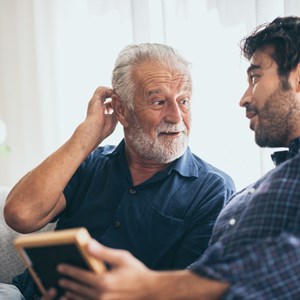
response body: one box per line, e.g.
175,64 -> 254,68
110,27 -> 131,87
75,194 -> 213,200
124,61 -> 192,163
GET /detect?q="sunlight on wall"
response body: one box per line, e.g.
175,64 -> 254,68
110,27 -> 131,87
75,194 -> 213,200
50,1 -> 261,190
2,0 -> 293,190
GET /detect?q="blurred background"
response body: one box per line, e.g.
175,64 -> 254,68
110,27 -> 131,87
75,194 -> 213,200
1,0 -> 299,190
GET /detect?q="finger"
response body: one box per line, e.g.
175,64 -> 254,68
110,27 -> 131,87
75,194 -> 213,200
94,86 -> 114,101
57,264 -> 96,286
59,277 -> 98,300
41,288 -> 57,300
87,239 -> 132,267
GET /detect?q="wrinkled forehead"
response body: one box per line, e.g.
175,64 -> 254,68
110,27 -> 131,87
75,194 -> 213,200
132,61 -> 192,92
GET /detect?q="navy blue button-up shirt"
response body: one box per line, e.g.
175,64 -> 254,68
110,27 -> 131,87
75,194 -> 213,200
57,139 -> 235,270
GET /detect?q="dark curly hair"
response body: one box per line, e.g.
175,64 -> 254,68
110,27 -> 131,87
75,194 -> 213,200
240,16 -> 300,85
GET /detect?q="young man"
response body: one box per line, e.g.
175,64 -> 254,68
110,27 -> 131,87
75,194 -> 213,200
42,16 -> 300,300
3,43 -> 234,299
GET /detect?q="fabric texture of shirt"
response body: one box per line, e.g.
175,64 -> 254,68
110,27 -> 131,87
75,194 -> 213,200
12,139 -> 235,300
58,139 -> 235,270
189,137 -> 300,300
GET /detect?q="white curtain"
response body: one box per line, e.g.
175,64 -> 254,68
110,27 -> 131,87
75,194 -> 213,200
0,0 -> 299,190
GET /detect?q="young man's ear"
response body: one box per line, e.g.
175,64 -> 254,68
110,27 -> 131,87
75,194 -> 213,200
111,93 -> 130,127
295,63 -> 300,92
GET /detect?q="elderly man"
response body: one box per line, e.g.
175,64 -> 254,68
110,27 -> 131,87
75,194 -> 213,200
41,16 -> 300,300
3,43 -> 234,299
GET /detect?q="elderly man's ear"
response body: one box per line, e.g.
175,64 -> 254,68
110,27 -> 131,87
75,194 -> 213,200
111,93 -> 130,128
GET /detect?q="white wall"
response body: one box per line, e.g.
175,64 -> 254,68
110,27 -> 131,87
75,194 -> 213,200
1,0 -> 299,190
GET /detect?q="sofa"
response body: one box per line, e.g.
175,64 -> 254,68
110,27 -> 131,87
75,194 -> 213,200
0,186 -> 55,283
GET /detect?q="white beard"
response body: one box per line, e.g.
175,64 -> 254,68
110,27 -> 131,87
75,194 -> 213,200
126,114 -> 189,163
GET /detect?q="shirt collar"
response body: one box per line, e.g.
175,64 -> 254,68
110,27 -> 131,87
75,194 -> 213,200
171,147 -> 198,177
112,141 -> 198,178
112,139 -> 125,156
271,137 -> 300,166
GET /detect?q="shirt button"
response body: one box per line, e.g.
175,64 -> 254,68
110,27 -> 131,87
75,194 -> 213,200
113,220 -> 121,228
229,218 -> 236,225
129,188 -> 136,194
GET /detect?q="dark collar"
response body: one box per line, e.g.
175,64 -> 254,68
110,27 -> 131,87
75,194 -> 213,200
112,140 -> 198,178
271,137 -> 300,166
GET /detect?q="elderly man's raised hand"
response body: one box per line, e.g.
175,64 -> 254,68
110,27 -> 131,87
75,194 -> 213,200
83,86 -> 118,148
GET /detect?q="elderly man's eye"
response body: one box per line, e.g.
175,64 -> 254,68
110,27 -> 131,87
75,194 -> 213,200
153,100 -> 165,106
180,99 -> 190,108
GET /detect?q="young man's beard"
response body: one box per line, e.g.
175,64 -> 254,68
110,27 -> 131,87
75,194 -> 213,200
255,85 -> 299,148
126,113 -> 189,163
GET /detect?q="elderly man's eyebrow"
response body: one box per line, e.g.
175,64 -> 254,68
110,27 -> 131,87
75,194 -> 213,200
145,84 -> 192,98
146,89 -> 161,98
183,85 -> 192,92
247,64 -> 261,75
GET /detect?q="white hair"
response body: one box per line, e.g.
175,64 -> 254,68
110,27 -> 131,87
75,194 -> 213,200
111,43 -> 192,110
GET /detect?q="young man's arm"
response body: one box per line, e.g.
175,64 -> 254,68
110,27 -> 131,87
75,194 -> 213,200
41,240 -> 229,300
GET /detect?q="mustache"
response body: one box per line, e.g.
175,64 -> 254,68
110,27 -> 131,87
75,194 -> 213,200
156,121 -> 187,133
245,104 -> 258,114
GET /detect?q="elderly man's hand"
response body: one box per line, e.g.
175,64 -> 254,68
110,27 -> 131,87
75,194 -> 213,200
83,86 -> 118,149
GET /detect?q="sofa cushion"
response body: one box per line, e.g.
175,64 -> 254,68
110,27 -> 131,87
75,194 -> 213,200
0,186 -> 55,283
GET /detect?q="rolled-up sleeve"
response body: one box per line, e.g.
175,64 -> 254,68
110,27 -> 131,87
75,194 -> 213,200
189,232 -> 300,299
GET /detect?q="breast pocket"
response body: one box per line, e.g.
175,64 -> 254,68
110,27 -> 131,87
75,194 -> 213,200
137,206 -> 185,269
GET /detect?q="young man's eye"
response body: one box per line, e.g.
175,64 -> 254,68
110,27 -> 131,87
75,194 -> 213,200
249,74 -> 260,85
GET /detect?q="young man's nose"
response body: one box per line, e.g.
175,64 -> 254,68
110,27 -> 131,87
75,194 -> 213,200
239,86 -> 253,107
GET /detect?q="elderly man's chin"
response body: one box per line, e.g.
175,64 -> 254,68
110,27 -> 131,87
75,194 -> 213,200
140,136 -> 189,163
126,123 -> 189,163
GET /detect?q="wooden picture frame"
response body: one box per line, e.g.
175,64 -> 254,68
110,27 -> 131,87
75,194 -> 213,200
14,227 -> 106,297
